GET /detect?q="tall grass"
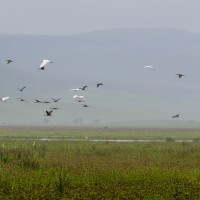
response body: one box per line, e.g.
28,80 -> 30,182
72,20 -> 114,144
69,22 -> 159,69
0,140 -> 200,199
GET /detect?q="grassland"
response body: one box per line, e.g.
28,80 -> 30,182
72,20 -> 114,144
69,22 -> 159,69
1,127 -> 200,199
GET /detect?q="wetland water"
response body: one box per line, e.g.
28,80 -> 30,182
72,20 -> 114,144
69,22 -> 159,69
28,138 -> 194,142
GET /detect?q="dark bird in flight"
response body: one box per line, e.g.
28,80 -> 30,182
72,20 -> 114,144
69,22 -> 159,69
79,86 -> 88,90
172,114 -> 180,118
97,83 -> 103,88
176,74 -> 185,78
82,104 -> 89,107
5,59 -> 13,64
50,107 -> 60,110
45,110 -> 53,117
34,99 -> 42,103
17,86 -> 26,92
51,98 -> 62,102
18,98 -> 28,103
43,101 -> 51,104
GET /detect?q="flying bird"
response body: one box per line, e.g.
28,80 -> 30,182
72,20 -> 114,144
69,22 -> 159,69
18,98 -> 28,103
17,86 -> 26,92
80,86 -> 88,90
71,86 -> 88,91
71,88 -> 82,91
45,110 -> 53,117
82,104 -> 89,107
176,74 -> 185,78
172,114 -> 180,118
0,97 -> 10,102
51,98 -> 62,102
5,59 -> 13,64
97,83 -> 103,88
34,99 -> 42,103
43,101 -> 51,104
50,107 -> 60,110
144,66 -> 156,71
73,95 -> 86,102
39,59 -> 53,70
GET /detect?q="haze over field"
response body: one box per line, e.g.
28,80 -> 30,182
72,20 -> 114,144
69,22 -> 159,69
0,1 -> 200,127
0,28 -> 200,127
1,1 -> 200,35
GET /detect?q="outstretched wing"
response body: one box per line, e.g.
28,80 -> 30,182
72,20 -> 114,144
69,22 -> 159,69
82,86 -> 88,90
49,110 -> 53,115
40,60 -> 50,69
46,110 -> 53,116
1,97 -> 10,101
97,83 -> 103,87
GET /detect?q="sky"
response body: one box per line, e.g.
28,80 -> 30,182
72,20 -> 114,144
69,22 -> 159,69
1,1 -> 200,127
1,0 -> 200,35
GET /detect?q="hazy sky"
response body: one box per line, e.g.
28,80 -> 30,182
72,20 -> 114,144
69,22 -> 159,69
1,0 -> 200,35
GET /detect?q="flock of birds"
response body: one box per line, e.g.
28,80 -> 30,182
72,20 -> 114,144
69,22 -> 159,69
0,58 -> 183,122
144,65 -> 184,119
0,59 -> 103,119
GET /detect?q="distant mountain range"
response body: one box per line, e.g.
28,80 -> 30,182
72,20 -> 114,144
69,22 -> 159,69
0,28 -> 200,127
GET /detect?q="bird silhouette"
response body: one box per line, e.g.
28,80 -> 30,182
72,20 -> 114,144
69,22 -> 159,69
176,74 -> 185,78
43,101 -> 51,104
80,86 -> 88,90
97,83 -> 103,88
5,59 -> 13,64
17,86 -> 26,92
18,98 -> 28,103
82,104 -> 89,107
51,98 -> 61,102
172,114 -> 180,118
34,99 -> 42,103
45,110 -> 53,117
50,107 -> 60,110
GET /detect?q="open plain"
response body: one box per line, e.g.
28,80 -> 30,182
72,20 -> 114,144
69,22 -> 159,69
0,127 -> 200,199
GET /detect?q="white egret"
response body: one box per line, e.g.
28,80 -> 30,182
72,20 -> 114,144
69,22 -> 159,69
0,97 -> 10,102
39,59 -> 53,70
73,95 -> 86,102
71,88 -> 82,91
144,66 -> 156,71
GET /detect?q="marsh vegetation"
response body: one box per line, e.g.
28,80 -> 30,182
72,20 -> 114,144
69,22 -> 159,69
0,128 -> 200,199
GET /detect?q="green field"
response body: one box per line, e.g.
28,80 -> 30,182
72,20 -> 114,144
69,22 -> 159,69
1,126 -> 200,140
1,127 -> 200,199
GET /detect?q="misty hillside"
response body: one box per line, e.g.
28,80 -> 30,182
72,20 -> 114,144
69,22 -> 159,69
0,28 -> 200,127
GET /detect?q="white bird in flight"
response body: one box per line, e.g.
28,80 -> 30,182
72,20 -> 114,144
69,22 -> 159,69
73,95 -> 86,102
71,88 -> 82,91
144,66 -> 156,71
39,59 -> 53,70
0,97 -> 10,102
70,86 -> 88,91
